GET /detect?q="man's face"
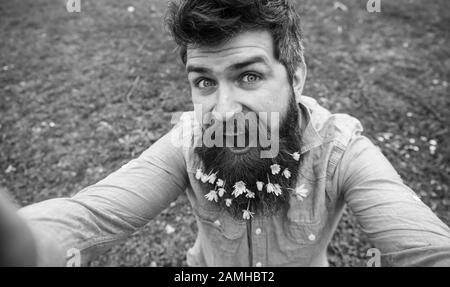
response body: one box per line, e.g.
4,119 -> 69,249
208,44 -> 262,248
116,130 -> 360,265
185,30 -> 303,219
186,30 -> 293,140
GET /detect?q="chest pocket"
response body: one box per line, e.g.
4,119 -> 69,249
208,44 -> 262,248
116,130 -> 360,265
193,205 -> 247,256
277,174 -> 328,260
277,205 -> 327,261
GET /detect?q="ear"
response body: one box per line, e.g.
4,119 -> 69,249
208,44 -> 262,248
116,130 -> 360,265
292,62 -> 307,95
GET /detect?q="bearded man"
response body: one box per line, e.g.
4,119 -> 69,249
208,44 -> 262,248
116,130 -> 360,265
1,0 -> 450,267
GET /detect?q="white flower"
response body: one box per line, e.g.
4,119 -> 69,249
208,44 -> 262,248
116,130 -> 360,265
282,168 -> 291,179
4,165 -> 16,174
225,198 -> 233,207
207,173 -> 217,184
256,181 -> 264,191
270,164 -> 281,175
273,184 -> 282,196
242,209 -> 254,220
246,190 -> 255,198
165,224 -> 175,234
232,181 -> 247,197
195,169 -> 203,180
266,183 -> 275,194
292,152 -> 300,161
216,179 -> 224,187
201,174 -> 209,183
295,184 -> 309,201
205,190 -> 218,202
218,188 -> 226,197
429,145 -> 436,155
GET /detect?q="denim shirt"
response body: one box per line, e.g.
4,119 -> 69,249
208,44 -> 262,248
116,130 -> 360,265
18,96 -> 450,267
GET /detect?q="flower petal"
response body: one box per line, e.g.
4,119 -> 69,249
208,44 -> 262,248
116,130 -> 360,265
256,181 -> 264,191
283,168 -> 291,179
270,164 -> 281,175
195,169 -> 203,180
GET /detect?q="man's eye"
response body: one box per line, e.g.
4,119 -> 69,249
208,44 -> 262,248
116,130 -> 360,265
241,73 -> 261,83
197,79 -> 216,88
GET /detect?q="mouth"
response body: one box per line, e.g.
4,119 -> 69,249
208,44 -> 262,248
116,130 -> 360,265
228,145 -> 252,154
224,132 -> 256,155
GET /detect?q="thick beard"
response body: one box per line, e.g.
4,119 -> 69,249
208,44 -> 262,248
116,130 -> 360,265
194,96 -> 303,220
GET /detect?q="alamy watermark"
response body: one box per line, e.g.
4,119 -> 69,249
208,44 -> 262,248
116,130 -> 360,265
366,248 -> 381,267
65,246 -> 382,267
67,0 -> 380,14
66,0 -> 81,13
66,248 -> 81,267
367,0 -> 381,13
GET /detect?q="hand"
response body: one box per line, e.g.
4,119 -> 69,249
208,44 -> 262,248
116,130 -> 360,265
0,188 -> 37,266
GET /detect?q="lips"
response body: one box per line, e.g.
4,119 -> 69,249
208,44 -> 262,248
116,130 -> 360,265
228,145 -> 252,154
223,131 -> 257,155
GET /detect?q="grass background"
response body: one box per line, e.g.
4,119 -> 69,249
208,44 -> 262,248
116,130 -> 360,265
0,0 -> 449,266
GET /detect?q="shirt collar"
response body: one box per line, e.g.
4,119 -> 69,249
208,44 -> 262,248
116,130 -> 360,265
296,94 -> 323,154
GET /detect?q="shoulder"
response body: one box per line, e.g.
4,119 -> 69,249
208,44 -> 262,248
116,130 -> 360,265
300,96 -> 364,147
298,96 -> 368,184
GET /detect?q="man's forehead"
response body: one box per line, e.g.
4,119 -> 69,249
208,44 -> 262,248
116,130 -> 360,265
186,30 -> 275,64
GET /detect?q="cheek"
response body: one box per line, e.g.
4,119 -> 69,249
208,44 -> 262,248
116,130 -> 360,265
192,93 -> 215,111
258,87 -> 290,131
254,86 -> 290,113
192,94 -> 219,126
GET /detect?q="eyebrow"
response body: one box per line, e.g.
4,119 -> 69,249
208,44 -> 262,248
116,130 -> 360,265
186,65 -> 213,74
186,56 -> 270,74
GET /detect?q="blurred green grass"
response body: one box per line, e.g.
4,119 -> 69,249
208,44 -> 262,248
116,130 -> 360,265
0,0 -> 449,266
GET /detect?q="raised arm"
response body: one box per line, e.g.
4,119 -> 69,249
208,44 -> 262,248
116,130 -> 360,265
336,135 -> 450,266
13,127 -> 188,266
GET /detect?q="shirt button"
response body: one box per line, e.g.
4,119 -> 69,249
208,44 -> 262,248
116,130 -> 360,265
255,262 -> 262,267
255,228 -> 262,235
214,220 -> 221,227
308,233 -> 316,241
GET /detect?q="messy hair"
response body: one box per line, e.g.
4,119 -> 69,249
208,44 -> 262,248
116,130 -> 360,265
165,0 -> 305,83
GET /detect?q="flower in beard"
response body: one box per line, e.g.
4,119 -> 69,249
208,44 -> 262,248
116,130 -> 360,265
232,181 -> 247,197
282,168 -> 291,179
270,164 -> 281,175
225,198 -> 233,207
200,173 -> 209,183
218,187 -> 226,197
266,183 -> 275,194
242,209 -> 254,220
205,190 -> 218,202
195,169 -> 203,180
207,172 -> 217,184
273,184 -> 282,196
266,180 -> 283,197
216,179 -> 224,187
291,152 -> 300,161
256,181 -> 264,191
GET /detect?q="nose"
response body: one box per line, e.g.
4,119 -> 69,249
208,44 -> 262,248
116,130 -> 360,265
212,84 -> 242,122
